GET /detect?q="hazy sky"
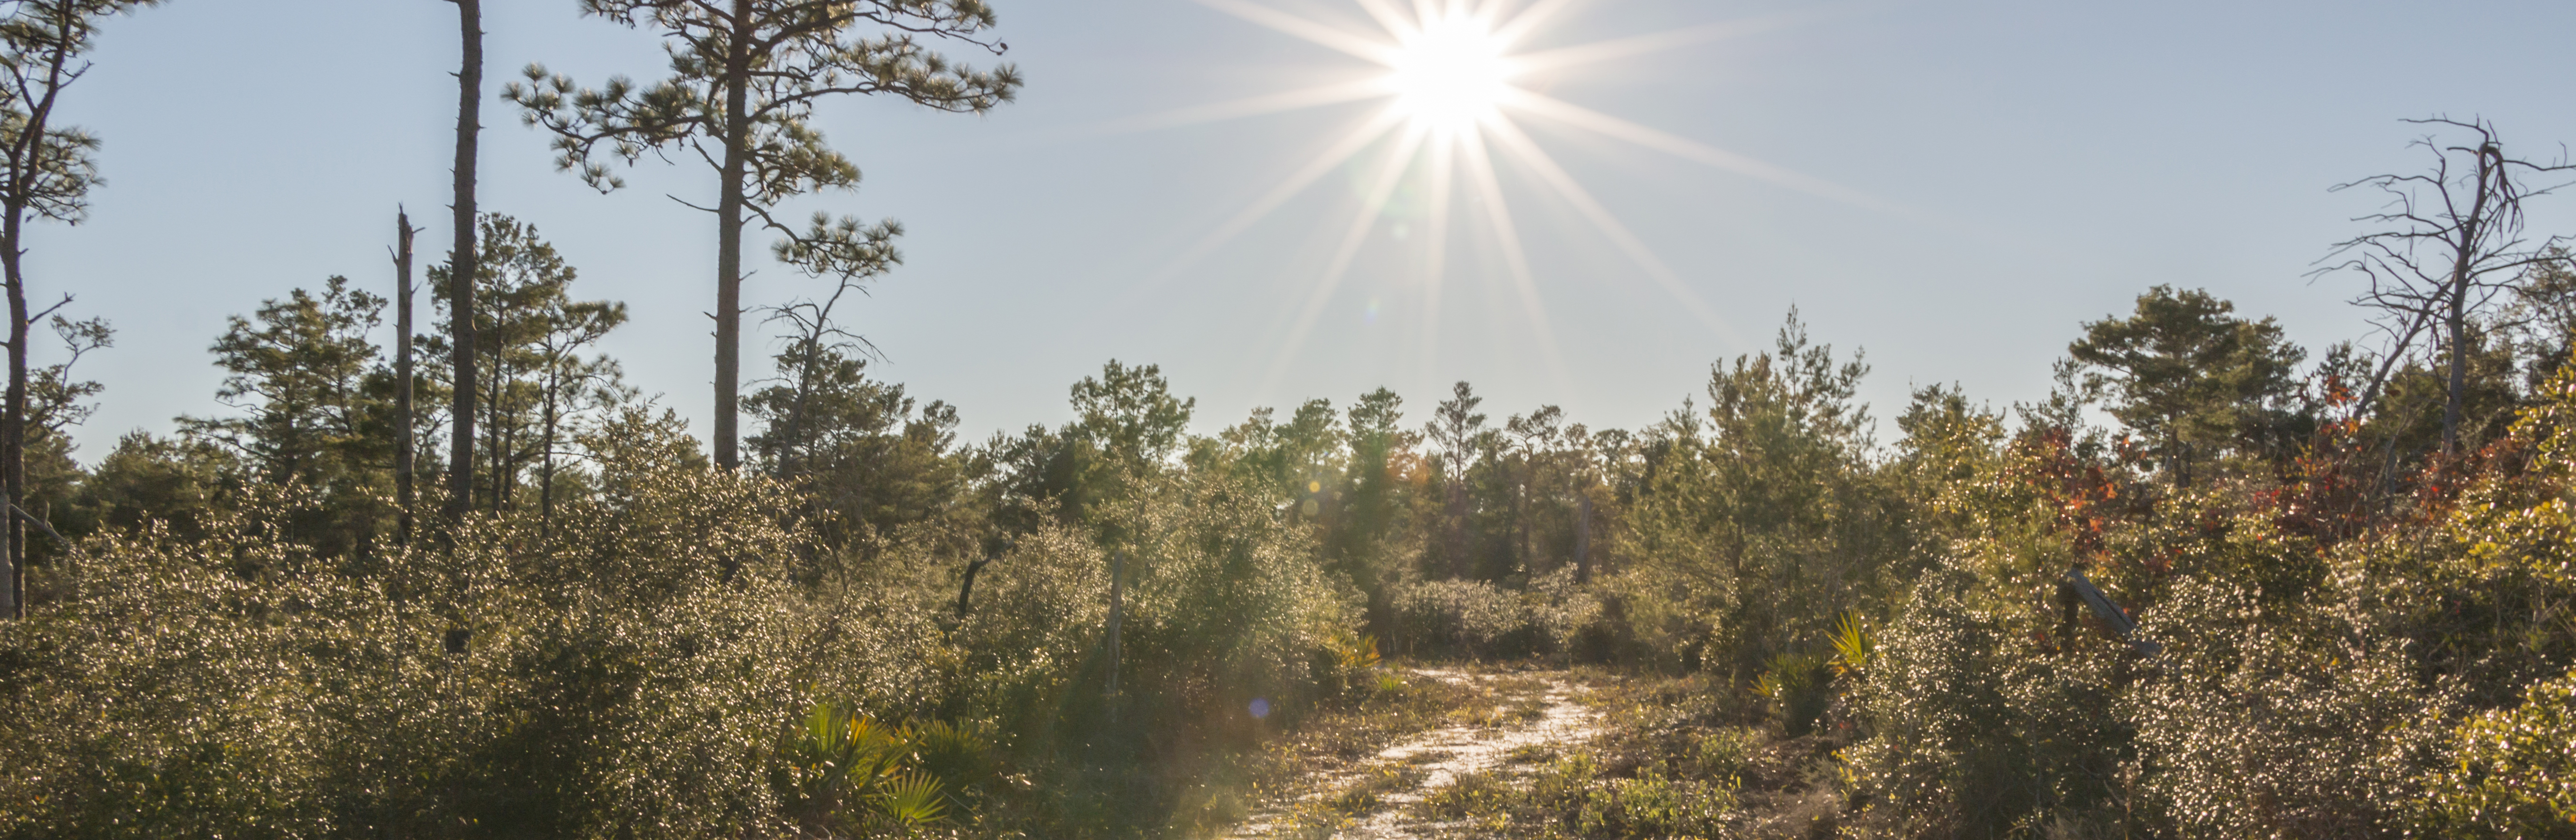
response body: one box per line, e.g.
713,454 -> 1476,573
39,0 -> 2576,459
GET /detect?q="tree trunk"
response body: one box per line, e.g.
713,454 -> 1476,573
0,18 -> 76,618
394,209 -> 417,544
2441,145 -> 2499,460
1514,468 -> 1530,577
2445,270 -> 2467,459
1573,491 -> 1592,585
955,556 -> 991,619
485,348 -> 506,515
1106,549 -> 1124,718
1,199 -> 24,620
540,367 -> 557,542
445,0 -> 483,521
1443,481 -> 1468,579
711,0 -> 755,471
781,336 -> 817,479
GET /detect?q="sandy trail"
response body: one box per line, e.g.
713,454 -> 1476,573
1229,668 -> 1603,840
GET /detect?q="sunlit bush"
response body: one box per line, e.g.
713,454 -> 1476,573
1388,578 -> 1540,659
0,413 -> 910,838
2128,576 -> 2452,839
1840,559 -> 2136,838
2418,667 -> 2576,835
935,472 -> 1354,832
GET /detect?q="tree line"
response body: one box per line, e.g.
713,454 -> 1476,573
9,235 -> 2576,834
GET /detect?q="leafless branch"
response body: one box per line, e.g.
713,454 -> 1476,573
2310,115 -> 2576,453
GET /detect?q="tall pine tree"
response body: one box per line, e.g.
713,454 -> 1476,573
508,0 -> 1018,469
0,0 -> 157,615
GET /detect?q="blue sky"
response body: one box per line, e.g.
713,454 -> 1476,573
40,0 -> 2576,458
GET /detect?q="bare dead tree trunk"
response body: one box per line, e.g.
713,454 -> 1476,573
445,0 -> 482,522
2444,280 -> 2467,458
2441,144 -> 2498,459
2320,119 -> 2573,460
394,209 -> 418,544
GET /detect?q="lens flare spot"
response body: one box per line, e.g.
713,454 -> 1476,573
1249,697 -> 1272,719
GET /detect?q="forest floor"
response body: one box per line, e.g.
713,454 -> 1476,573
1224,666 -> 1609,840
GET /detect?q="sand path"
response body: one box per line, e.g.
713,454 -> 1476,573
1228,668 -> 1603,839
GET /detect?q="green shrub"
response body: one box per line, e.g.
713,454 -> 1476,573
0,459 -> 837,837
0,412 -> 968,839
1582,772 -> 1739,839
1691,727 -> 1755,781
1425,753 -> 1740,839
2418,667 -> 2576,835
1841,559 -> 2136,838
1382,568 -> 1611,664
938,473 -> 1353,833
1389,578 -> 1542,659
2127,576 -> 2453,839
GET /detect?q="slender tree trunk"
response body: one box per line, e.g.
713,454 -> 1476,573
956,556 -> 991,619
1574,490 -> 1592,585
781,336 -> 816,479
1105,549 -> 1124,718
711,0 -> 755,471
0,20 -> 76,619
484,349 -> 507,515
1515,469 -> 1530,575
1443,481 -> 1468,579
2441,146 -> 2498,460
540,368 -> 557,541
2445,271 -> 2468,459
394,210 -> 418,543
484,360 -> 496,513
445,0 -> 482,522
1,204 -> 24,619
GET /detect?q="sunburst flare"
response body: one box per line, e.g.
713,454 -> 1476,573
1144,0 -> 1887,393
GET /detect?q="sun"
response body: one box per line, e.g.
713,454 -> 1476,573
1383,11 -> 1513,132
1148,0 -> 1885,393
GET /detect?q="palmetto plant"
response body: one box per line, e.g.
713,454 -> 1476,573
783,702 -> 991,832
1333,630 -> 1383,672
874,770 -> 947,826
1829,611 -> 1875,679
1753,651 -> 1833,735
